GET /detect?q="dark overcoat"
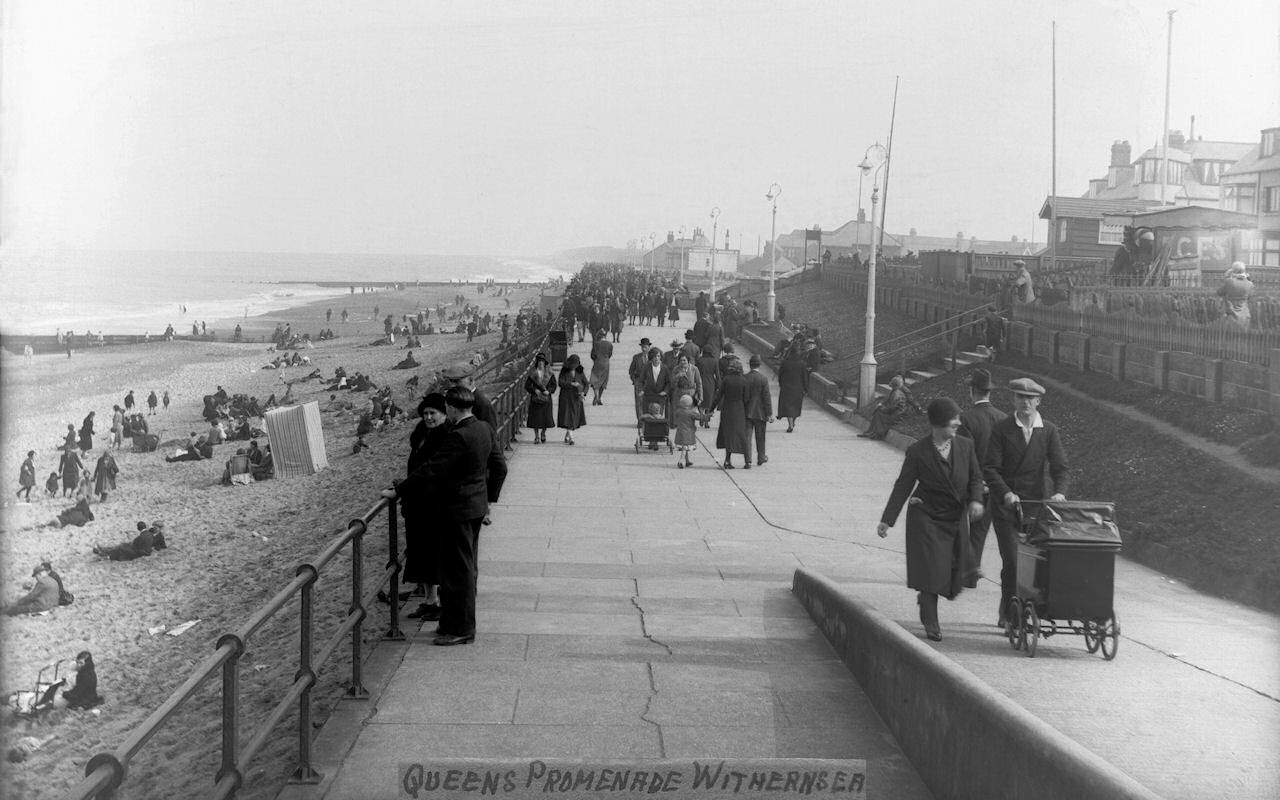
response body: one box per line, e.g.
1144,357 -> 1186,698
712,372 -> 750,455
776,355 -> 808,418
524,368 -> 557,429
880,435 -> 983,597
983,415 -> 1070,520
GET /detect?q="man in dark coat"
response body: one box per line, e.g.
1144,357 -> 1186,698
442,363 -> 496,430
384,387 -> 506,646
957,368 -> 1007,587
628,338 -> 652,421
983,377 -> 1070,629
743,354 -> 773,465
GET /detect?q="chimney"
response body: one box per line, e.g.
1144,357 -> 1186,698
1110,140 -> 1131,167
857,208 -> 866,223
1189,115 -> 1195,142
1168,129 -> 1186,150
667,231 -> 674,244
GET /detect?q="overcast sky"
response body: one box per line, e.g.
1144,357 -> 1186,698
2,0 -> 1277,260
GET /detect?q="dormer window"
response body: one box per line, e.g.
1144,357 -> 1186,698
1199,161 -> 1221,185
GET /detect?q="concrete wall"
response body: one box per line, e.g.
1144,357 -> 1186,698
792,569 -> 1163,800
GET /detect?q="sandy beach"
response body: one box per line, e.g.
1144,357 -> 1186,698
0,282 -> 551,799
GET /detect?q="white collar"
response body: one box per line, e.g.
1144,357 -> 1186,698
1014,410 -> 1044,430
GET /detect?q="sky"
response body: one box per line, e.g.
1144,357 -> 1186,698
1,0 -> 1277,262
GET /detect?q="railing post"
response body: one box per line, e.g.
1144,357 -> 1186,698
216,633 -> 246,798
291,564 -> 322,783
385,503 -> 404,641
347,519 -> 369,699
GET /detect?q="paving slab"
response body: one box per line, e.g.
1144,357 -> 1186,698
277,321 -> 1280,800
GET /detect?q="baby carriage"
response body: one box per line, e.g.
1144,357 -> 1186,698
635,398 -> 673,453
6,660 -> 67,720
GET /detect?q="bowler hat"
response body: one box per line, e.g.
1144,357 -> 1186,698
1008,377 -> 1045,397
639,338 -> 651,347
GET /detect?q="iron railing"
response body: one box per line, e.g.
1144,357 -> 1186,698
64,326 -> 552,800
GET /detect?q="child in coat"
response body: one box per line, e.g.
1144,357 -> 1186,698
672,395 -> 709,468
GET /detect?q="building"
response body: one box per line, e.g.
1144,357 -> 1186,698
1038,196 -> 1160,260
644,228 -> 740,281
1082,131 -> 1254,207
737,244 -> 797,279
1220,126 -> 1280,268
774,211 -> 1039,264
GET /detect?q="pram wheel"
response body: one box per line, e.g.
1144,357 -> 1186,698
1024,602 -> 1041,658
1006,599 -> 1022,650
1083,619 -> 1102,653
1099,611 -> 1119,660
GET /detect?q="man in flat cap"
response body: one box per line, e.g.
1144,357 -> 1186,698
957,368 -> 1007,587
442,363 -> 496,431
983,376 -> 1069,629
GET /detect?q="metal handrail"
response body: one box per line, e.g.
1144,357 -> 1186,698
64,321 -> 557,800
872,302 -> 994,356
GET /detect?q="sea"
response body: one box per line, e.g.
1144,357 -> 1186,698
0,250 -> 572,337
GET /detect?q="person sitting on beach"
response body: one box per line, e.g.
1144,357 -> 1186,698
247,440 -> 264,466
207,420 -> 227,446
299,368 -> 323,382
392,352 -> 420,370
45,471 -> 60,497
352,435 -> 371,454
251,445 -> 274,480
62,651 -> 103,710
2,562 -> 66,616
93,521 -> 168,561
165,434 -> 208,463
229,417 -> 252,441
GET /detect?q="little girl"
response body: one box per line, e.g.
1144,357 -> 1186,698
672,394 -> 709,469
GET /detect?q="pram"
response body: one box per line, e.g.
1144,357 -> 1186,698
635,397 -> 673,453
6,660 -> 67,720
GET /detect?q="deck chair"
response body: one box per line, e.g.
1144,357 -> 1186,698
7,661 -> 66,720
228,454 -> 253,485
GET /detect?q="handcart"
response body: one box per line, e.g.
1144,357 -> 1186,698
1006,500 -> 1122,659
635,397 -> 673,454
6,660 -> 67,719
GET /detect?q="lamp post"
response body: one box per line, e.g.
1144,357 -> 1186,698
649,232 -> 656,276
765,183 -> 781,322
857,143 -> 888,410
677,226 -> 686,285
709,207 -> 720,300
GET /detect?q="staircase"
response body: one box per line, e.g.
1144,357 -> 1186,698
876,345 -> 993,397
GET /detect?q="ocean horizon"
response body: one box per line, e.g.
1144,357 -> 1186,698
0,249 -> 573,337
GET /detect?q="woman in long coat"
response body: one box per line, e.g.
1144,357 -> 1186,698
776,351 -> 809,433
524,353 -> 557,443
78,412 -> 96,452
59,447 -> 84,498
876,398 -> 984,641
588,330 -> 613,406
93,450 -> 118,501
557,354 -> 587,444
711,356 -> 751,469
400,393 -> 450,620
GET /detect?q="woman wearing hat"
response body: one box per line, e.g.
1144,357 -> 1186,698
877,398 -> 985,641
399,392 -> 451,620
557,354 -> 587,445
524,353 -> 557,443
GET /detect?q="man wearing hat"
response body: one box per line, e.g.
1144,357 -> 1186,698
743,354 -> 773,465
442,363 -> 496,432
628,338 -> 653,420
1012,260 -> 1035,304
957,368 -> 1007,587
983,376 -> 1069,628
679,330 -> 700,365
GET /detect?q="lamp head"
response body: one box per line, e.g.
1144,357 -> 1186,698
858,158 -> 872,173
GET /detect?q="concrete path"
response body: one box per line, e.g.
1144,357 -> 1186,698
279,323 -> 1280,800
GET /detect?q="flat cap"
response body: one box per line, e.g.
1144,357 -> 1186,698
441,363 -> 474,380
1008,377 -> 1045,397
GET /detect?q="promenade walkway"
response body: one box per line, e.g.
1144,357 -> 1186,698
279,323 -> 1279,800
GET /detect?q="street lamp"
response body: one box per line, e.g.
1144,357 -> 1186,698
709,206 -> 720,300
857,143 -> 888,410
765,183 -> 781,322
677,226 -> 686,285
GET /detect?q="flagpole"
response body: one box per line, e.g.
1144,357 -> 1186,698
1160,10 -> 1176,206
878,76 -> 900,259
1049,21 -> 1057,273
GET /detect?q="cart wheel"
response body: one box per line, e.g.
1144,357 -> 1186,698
1100,612 -> 1120,660
1025,602 -> 1040,658
1006,599 -> 1022,650
1083,620 -> 1101,654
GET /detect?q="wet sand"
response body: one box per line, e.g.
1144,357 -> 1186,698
0,282 -> 548,799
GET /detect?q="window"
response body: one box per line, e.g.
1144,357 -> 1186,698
1058,220 -> 1068,242
1098,221 -> 1125,245
1224,184 -> 1256,214
1263,130 -> 1278,158
1166,161 -> 1184,185
1243,234 -> 1280,267
1141,159 -> 1159,183
1265,186 -> 1280,214
1199,161 -> 1221,185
